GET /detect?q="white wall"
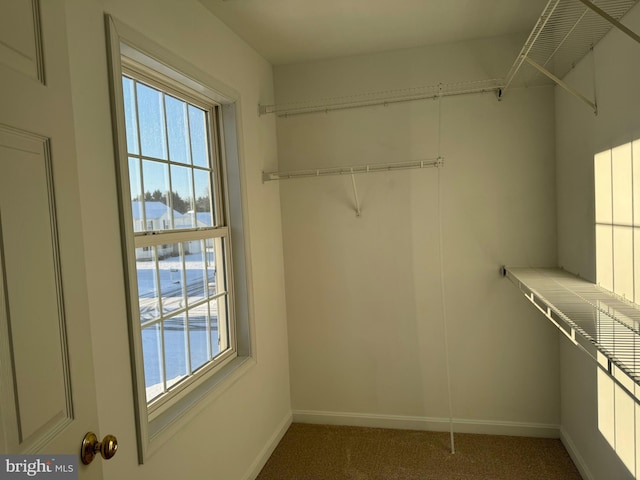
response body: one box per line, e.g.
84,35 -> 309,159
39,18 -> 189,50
274,38 -> 561,435
62,1 -> 290,479
555,4 -> 640,480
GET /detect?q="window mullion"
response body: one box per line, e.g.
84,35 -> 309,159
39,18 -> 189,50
206,298 -> 213,362
132,80 -> 148,231
152,245 -> 164,329
184,104 -> 199,227
180,243 -> 193,375
161,92 -> 176,229
160,319 -> 167,396
203,239 -> 213,361
209,108 -> 222,226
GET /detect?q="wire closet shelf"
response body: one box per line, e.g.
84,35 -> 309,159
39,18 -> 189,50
501,0 -> 640,112
503,267 -> 640,399
259,0 -> 639,118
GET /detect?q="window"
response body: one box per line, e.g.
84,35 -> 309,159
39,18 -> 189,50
106,15 -> 253,461
121,69 -> 235,412
594,139 -> 640,478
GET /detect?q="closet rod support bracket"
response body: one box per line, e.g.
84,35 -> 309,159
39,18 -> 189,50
350,170 -> 361,217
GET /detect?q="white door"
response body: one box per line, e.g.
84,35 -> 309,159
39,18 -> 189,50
0,1 -> 105,477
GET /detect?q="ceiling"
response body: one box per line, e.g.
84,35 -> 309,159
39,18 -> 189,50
199,0 -> 550,65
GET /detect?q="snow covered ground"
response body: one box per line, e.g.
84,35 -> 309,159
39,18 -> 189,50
134,252 -> 224,400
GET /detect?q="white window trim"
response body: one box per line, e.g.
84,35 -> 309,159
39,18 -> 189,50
105,14 -> 256,462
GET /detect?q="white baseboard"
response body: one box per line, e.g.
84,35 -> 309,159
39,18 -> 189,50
243,411 -> 293,480
560,426 -> 593,480
292,410 -> 561,438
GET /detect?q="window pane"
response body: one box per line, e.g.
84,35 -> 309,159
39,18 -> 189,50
129,157 -> 144,233
188,304 -> 209,371
171,164 -> 195,228
185,240 -> 208,306
205,238 -> 217,296
136,246 -> 160,323
189,105 -> 208,168
194,168 -> 213,226
158,244 -> 185,316
214,295 -> 229,353
142,160 -> 172,231
209,298 -> 221,358
122,77 -> 139,155
164,315 -> 188,390
216,237 -> 228,292
612,143 -> 633,226
137,82 -> 168,160
165,95 -> 191,165
142,323 -> 164,402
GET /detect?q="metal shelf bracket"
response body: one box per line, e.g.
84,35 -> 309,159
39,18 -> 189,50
350,169 -> 361,217
576,0 -> 640,44
523,56 -> 598,114
501,0 -> 638,112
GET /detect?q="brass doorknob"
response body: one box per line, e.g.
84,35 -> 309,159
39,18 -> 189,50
81,432 -> 118,465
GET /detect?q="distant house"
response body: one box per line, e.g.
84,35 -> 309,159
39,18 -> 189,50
193,211 -> 212,227
132,201 -> 172,232
131,201 -> 212,260
184,211 -> 213,257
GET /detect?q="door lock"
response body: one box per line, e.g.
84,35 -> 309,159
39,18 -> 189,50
81,432 -> 118,465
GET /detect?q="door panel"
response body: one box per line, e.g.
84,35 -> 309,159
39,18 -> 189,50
0,127 -> 73,452
0,0 -> 103,477
0,0 -> 43,82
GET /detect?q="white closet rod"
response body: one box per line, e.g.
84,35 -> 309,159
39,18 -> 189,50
259,80 -> 501,117
262,157 -> 443,182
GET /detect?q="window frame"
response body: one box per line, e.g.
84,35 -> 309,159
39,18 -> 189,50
105,15 -> 255,463
121,67 -> 239,417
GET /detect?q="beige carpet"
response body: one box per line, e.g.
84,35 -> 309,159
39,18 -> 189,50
256,423 -> 582,480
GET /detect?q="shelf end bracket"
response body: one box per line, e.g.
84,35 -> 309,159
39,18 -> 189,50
350,169 -> 361,217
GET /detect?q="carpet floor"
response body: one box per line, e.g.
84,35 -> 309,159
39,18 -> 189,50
256,423 -> 582,480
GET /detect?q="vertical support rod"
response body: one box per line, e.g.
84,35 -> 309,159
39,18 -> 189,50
437,167 -> 455,455
350,170 -> 361,217
436,92 -> 454,454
